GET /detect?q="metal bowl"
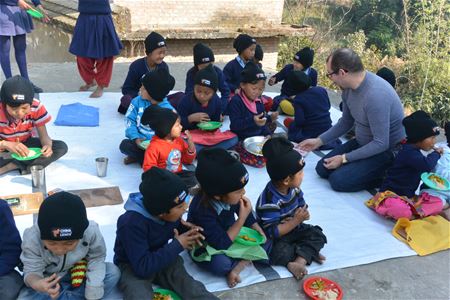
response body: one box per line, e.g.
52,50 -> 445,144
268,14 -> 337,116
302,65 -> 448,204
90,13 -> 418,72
243,136 -> 267,156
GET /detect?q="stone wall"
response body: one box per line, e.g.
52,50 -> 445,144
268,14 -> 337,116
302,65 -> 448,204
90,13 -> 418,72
112,0 -> 284,32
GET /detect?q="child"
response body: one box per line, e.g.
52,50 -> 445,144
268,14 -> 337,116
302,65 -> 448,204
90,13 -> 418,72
285,71 -> 341,150
69,0 -> 123,98
185,43 -> 230,112
188,148 -> 270,288
223,34 -> 257,94
0,76 -> 68,175
142,105 -> 197,188
18,192 -> 120,299
0,0 -> 49,93
253,44 -> 264,68
178,64 -> 238,152
228,61 -> 278,140
256,137 -> 327,279
269,47 -> 317,115
119,68 -> 175,165
0,200 -> 23,300
118,31 -> 169,114
368,111 -> 444,219
114,167 -> 218,299
421,121 -> 450,220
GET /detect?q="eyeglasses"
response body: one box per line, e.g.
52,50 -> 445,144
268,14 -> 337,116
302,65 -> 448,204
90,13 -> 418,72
326,70 -> 339,78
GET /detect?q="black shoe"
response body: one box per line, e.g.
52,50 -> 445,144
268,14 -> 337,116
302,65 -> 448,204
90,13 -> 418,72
31,83 -> 43,94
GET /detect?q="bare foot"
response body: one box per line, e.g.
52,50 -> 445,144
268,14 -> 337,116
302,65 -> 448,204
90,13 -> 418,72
0,162 -> 20,175
287,257 -> 308,280
79,83 -> 96,91
89,86 -> 104,98
227,260 -> 250,288
314,253 -> 326,264
439,207 -> 450,221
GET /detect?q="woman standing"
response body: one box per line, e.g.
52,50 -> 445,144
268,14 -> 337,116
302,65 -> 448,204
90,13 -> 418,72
69,0 -> 123,98
0,0 -> 49,93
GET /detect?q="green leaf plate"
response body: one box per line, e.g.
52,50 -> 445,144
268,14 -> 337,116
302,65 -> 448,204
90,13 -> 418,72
153,288 -> 181,300
27,9 -> 44,19
138,140 -> 150,150
235,226 -> 266,246
11,147 -> 42,161
197,121 -> 222,131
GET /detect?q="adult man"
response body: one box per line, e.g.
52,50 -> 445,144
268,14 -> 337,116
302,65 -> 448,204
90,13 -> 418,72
299,48 -> 405,192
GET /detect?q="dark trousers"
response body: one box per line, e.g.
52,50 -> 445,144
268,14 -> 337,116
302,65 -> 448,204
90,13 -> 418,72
0,138 -> 68,174
271,224 -> 327,266
0,270 -> 24,300
118,256 -> 218,300
119,139 -> 145,164
315,139 -> 394,192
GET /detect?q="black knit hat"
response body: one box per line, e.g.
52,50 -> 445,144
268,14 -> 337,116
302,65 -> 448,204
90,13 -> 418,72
376,67 -> 396,88
194,64 -> 218,91
196,148 -> 249,196
1,75 -> 34,107
294,47 -> 314,69
403,110 -> 440,144
262,137 -> 305,181
241,61 -> 266,83
254,44 -> 264,61
141,68 -> 175,102
193,43 -> 215,66
140,167 -> 189,216
145,31 -> 166,55
141,105 -> 179,138
286,70 -> 311,95
38,192 -> 89,241
233,34 -> 256,54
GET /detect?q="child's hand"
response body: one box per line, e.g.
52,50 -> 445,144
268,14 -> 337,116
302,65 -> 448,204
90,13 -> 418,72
41,144 -> 53,157
268,77 -> 276,86
435,147 -> 444,155
293,206 -> 310,224
254,113 -> 267,127
188,113 -> 210,123
238,196 -> 253,220
184,130 -> 196,152
270,111 -> 279,121
180,219 -> 204,233
4,140 -> 29,157
32,273 -> 61,299
252,223 -> 267,241
174,228 -> 205,250
37,5 -> 51,22
18,0 -> 32,10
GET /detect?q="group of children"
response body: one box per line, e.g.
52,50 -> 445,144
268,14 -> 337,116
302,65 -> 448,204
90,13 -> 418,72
1,29 -> 449,300
0,134 -> 327,300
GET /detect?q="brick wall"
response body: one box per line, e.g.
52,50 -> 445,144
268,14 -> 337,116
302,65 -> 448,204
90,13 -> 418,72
122,37 -> 280,70
112,0 -> 284,32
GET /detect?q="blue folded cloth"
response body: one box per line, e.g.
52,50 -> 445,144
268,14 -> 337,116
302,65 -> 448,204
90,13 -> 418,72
54,102 -> 99,127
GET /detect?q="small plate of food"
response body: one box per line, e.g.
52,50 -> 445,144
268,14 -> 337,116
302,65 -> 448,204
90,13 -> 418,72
153,288 -> 181,300
421,172 -> 450,191
303,276 -> 343,300
235,226 -> 266,246
243,136 -> 267,156
11,148 -> 42,161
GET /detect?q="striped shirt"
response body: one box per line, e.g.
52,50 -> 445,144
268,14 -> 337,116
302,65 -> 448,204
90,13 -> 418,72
256,181 -> 306,239
0,100 -> 51,142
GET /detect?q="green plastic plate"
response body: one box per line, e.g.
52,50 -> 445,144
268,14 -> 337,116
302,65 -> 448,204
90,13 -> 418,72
138,140 -> 150,150
197,121 -> 222,131
11,147 -> 42,161
153,288 -> 181,300
235,226 -> 266,246
27,9 -> 44,19
421,172 -> 450,191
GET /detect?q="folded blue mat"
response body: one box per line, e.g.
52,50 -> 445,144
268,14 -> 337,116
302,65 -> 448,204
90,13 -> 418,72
54,102 -> 99,127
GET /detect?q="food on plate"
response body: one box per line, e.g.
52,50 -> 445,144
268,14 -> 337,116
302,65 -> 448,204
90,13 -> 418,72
239,235 -> 256,242
153,293 -> 173,300
429,174 -> 446,189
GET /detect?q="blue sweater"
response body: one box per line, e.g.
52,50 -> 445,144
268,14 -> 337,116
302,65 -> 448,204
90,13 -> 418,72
124,96 -> 174,141
273,64 -> 318,96
78,0 -> 111,14
380,144 -> 441,198
1,0 -> 40,6
256,182 -> 306,239
177,91 -> 222,130
187,194 -> 257,250
185,65 -> 230,112
121,58 -> 169,98
287,86 -> 333,143
223,58 -> 245,92
228,94 -> 272,140
0,200 -> 22,276
113,193 -> 186,278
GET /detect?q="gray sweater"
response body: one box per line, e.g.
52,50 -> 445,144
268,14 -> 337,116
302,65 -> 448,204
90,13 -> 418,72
21,221 -> 107,300
320,71 -> 405,161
